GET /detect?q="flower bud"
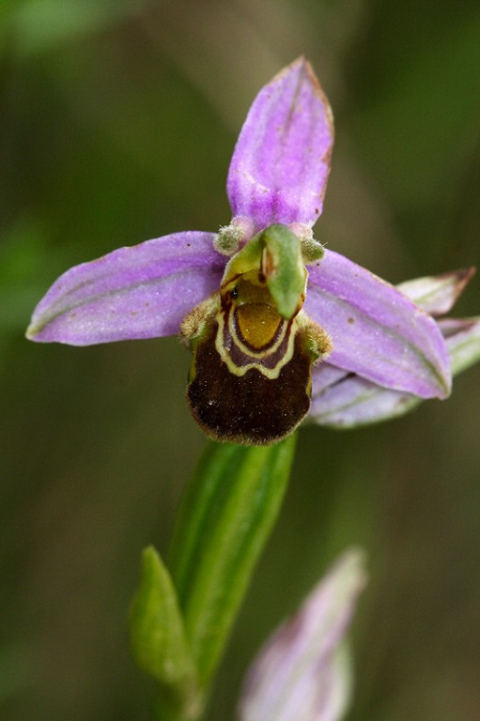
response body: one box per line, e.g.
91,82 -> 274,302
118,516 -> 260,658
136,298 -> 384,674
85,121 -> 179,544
238,550 -> 367,721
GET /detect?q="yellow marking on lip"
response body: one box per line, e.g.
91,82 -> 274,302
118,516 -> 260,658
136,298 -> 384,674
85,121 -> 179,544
215,308 -> 296,379
227,305 -> 289,360
235,303 -> 282,350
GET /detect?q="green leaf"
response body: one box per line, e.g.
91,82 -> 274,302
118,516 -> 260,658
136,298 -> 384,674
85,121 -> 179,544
130,546 -> 202,720
168,435 -> 297,688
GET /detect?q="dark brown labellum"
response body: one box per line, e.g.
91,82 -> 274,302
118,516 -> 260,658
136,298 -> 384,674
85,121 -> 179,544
186,318 -> 312,445
181,269 -> 331,445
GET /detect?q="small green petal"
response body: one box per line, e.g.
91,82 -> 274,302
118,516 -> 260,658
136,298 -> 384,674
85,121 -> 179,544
221,224 -> 307,320
260,224 -> 307,319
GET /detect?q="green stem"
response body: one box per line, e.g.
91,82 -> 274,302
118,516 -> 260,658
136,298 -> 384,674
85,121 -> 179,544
130,435 -> 297,721
168,435 -> 297,692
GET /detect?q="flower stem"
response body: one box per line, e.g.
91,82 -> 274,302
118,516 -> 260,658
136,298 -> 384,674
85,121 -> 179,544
130,435 -> 297,721
169,435 -> 297,697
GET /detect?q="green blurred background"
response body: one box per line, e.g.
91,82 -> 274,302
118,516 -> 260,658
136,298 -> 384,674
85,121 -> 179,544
1,1 -> 480,719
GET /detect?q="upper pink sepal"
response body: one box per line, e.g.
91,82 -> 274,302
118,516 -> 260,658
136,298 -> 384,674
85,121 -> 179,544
227,57 -> 334,232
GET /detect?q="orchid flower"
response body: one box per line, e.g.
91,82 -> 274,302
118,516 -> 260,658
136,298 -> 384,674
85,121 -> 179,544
27,58 -> 478,445
237,549 -> 367,721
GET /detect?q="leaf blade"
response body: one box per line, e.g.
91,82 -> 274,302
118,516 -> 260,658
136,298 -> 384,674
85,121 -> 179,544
130,546 -> 202,719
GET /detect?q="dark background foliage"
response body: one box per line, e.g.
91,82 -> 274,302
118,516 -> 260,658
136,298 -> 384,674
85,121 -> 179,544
1,1 -> 479,719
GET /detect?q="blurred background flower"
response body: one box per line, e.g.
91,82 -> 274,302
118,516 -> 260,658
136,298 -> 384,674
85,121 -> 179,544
1,1 -> 479,720
238,549 -> 367,721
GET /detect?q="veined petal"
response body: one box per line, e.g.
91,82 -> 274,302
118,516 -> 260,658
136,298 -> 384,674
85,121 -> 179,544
309,317 -> 480,428
305,251 -> 451,399
238,550 -> 366,721
27,232 -> 225,345
227,57 -> 334,232
310,364 -> 347,395
397,267 -> 476,316
309,267 -> 476,413
310,372 -> 419,428
439,317 -> 480,376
